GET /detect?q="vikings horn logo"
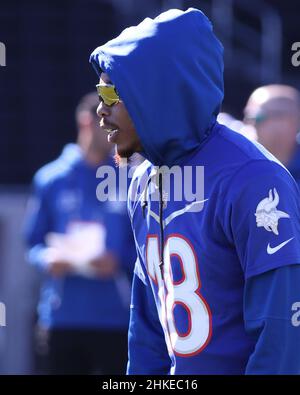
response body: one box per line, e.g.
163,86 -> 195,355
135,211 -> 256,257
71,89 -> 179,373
255,188 -> 290,235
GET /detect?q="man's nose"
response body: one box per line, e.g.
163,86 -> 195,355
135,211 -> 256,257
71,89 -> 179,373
97,101 -> 110,118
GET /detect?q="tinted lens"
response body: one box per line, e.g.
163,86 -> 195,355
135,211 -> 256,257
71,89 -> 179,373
96,84 -> 120,106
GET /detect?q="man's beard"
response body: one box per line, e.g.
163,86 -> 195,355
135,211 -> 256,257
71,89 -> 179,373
113,141 -> 144,168
114,151 -> 144,168
113,151 -> 132,167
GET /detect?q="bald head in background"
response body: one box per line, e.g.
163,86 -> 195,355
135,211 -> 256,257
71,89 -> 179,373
244,85 -> 300,165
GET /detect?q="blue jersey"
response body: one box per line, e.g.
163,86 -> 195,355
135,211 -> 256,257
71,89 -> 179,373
127,124 -> 300,374
24,144 -> 135,329
90,8 -> 300,374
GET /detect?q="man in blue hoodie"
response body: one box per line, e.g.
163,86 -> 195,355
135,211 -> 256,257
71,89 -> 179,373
24,93 -> 135,374
90,8 -> 300,374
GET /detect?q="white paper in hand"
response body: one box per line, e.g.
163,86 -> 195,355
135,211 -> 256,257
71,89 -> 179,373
45,222 -> 106,277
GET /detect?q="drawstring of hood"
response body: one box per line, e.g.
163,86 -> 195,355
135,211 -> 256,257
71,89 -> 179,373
141,175 -> 152,218
158,171 -> 165,279
141,167 -> 165,278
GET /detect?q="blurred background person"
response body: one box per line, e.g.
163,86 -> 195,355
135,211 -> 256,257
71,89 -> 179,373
218,112 -> 257,141
244,85 -> 300,183
23,93 -> 135,375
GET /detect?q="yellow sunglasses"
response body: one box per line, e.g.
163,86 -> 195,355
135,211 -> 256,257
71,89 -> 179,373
96,83 -> 120,106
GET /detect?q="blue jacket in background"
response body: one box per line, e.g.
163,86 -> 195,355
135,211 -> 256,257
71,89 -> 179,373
24,144 -> 136,330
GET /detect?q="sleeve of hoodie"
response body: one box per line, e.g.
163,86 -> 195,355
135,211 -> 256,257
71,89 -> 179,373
23,174 -> 52,271
244,265 -> 300,374
127,257 -> 171,375
223,160 -> 300,374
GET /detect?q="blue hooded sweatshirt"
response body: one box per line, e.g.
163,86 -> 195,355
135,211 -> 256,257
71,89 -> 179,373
90,8 -> 300,374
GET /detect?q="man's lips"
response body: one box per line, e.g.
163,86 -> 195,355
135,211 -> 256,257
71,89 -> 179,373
100,121 -> 120,143
108,129 -> 119,143
100,121 -> 118,131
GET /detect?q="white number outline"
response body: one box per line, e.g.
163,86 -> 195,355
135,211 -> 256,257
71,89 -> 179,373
146,233 -> 212,357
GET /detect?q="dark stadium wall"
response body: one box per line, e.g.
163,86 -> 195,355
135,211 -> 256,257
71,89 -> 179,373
0,0 -> 298,184
0,0 -> 118,184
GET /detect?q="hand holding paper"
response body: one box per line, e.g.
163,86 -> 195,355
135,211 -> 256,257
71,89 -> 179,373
44,222 -> 107,277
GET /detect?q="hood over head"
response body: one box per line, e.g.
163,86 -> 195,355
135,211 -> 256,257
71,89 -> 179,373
90,8 -> 224,166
